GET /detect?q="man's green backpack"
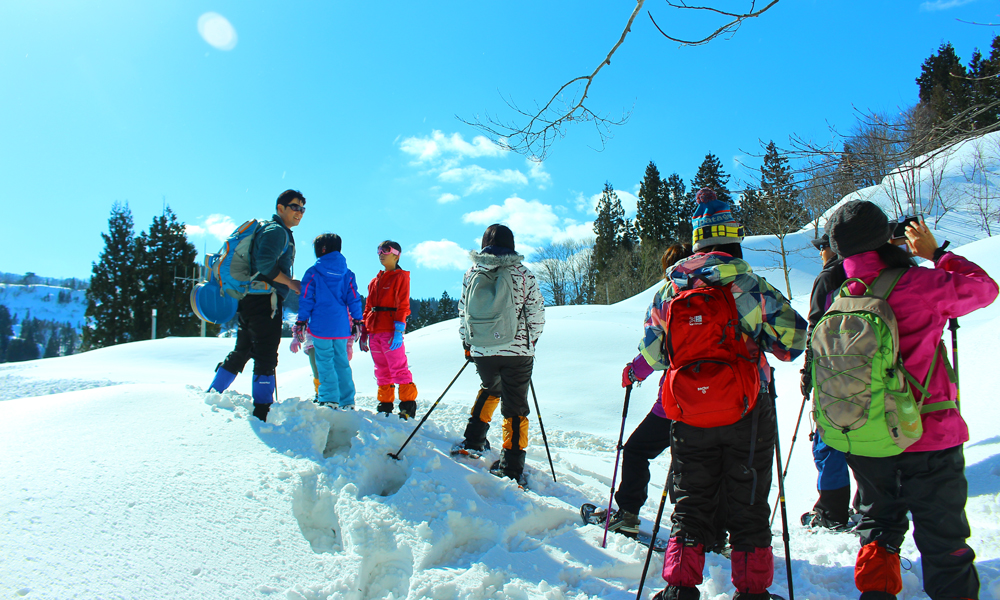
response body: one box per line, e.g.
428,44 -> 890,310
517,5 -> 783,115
811,268 -> 956,457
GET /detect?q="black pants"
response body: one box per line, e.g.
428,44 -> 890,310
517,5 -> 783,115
617,410 -> 729,545
465,355 -> 533,476
848,446 -> 978,600
221,294 -> 283,377
669,394 -> 774,549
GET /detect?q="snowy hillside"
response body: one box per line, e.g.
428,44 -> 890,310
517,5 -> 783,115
0,283 -> 86,334
3,230 -> 1000,599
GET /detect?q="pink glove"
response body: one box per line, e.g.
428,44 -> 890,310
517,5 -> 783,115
622,364 -> 638,388
290,337 -> 301,353
360,332 -> 370,353
292,322 -> 307,344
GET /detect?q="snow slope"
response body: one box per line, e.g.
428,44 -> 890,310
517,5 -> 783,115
3,233 -> 1000,599
0,283 -> 86,333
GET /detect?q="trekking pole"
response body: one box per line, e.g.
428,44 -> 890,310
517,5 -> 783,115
949,318 -> 960,404
770,375 -> 795,600
636,470 -> 670,600
388,359 -> 471,460
528,379 -> 558,483
770,392 -> 809,527
603,384 -> 632,548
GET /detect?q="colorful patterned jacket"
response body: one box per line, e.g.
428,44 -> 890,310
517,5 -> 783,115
637,251 -> 807,392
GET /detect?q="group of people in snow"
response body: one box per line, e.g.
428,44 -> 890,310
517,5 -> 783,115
204,187 -> 997,600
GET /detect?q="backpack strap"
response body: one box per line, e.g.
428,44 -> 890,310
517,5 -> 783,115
868,268 -> 907,300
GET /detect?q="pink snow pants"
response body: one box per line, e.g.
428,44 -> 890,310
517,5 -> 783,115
369,331 -> 413,386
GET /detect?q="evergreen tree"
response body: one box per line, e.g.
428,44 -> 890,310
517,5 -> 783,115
917,42 -> 972,127
6,338 -> 39,362
134,206 -> 201,340
635,162 -> 672,245
60,323 -> 77,356
43,330 -> 59,358
0,305 -> 12,362
745,142 -> 807,298
84,201 -> 139,350
435,291 -> 459,321
592,181 -> 626,276
664,173 -> 691,243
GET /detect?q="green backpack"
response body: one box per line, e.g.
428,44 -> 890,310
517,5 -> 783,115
811,268 -> 956,457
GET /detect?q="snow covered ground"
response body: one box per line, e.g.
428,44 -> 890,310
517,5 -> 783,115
3,232 -> 1000,599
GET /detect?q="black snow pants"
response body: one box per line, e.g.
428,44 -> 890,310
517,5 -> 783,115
616,409 -> 729,547
221,294 -> 283,377
669,391 -> 775,549
847,445 -> 979,600
464,355 -> 533,478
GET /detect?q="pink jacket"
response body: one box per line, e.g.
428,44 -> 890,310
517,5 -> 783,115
843,250 -> 998,452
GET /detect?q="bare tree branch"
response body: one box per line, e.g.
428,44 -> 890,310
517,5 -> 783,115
460,0 -> 778,160
650,0 -> 780,46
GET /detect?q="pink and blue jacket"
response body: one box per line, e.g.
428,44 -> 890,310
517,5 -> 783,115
297,252 -> 364,340
843,249 -> 998,452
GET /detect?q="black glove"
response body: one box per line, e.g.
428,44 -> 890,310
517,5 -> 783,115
463,342 -> 472,361
800,365 -> 812,398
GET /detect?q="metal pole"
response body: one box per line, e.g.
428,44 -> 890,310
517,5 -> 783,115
388,360 -> 471,460
603,384 -> 632,548
771,392 -> 809,527
151,308 -> 157,340
529,380 -> 557,483
636,471 -> 670,600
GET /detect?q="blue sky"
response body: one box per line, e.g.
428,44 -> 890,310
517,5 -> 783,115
0,0 -> 995,298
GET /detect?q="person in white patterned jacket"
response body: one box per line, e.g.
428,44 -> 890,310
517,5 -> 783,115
451,224 -> 546,487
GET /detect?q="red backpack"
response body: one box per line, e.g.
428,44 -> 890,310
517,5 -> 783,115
660,282 -> 761,427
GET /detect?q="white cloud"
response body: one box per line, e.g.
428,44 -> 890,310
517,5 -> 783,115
439,165 -> 528,194
197,12 -> 238,51
463,196 -> 563,243
186,214 -> 237,242
437,193 -> 461,204
527,160 -> 552,189
411,239 -> 471,270
399,130 -> 505,164
920,0 -> 977,10
577,188 -> 640,218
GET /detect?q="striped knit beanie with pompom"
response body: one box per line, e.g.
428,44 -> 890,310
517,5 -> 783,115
691,188 -> 745,251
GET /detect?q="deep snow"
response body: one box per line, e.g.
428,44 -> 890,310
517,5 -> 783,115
5,133 -> 1000,599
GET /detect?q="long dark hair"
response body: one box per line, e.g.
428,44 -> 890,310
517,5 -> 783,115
875,243 -> 917,270
661,243 -> 693,279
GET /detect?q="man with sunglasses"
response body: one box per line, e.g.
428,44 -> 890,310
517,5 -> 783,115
800,232 -> 854,531
208,189 -> 305,422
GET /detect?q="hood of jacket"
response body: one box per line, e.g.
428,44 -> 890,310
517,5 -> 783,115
667,251 -> 752,289
313,251 -> 349,279
469,250 -> 524,270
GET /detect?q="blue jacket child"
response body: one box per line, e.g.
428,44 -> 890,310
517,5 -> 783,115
296,234 -> 364,408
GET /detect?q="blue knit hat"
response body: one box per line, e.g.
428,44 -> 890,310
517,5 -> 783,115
691,188 -> 744,251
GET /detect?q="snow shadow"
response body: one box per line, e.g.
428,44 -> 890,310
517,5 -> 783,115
966,452 -> 1000,497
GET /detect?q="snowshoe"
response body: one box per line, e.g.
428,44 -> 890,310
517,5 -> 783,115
450,440 -> 490,459
585,505 -> 640,537
580,503 -> 668,552
801,509 -> 856,533
489,459 -> 529,490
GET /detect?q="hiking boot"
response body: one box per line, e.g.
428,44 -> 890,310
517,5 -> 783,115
399,400 -> 417,420
590,507 -> 640,537
450,439 -> 490,458
652,586 -> 700,600
801,509 -> 853,532
377,401 -> 394,416
489,459 -> 528,489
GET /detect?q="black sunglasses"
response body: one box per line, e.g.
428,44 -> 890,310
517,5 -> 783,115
284,203 -> 306,214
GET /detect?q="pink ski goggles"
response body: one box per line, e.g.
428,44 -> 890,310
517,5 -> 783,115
377,245 -> 400,257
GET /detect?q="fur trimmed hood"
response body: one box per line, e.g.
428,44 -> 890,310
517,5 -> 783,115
469,250 -> 524,269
